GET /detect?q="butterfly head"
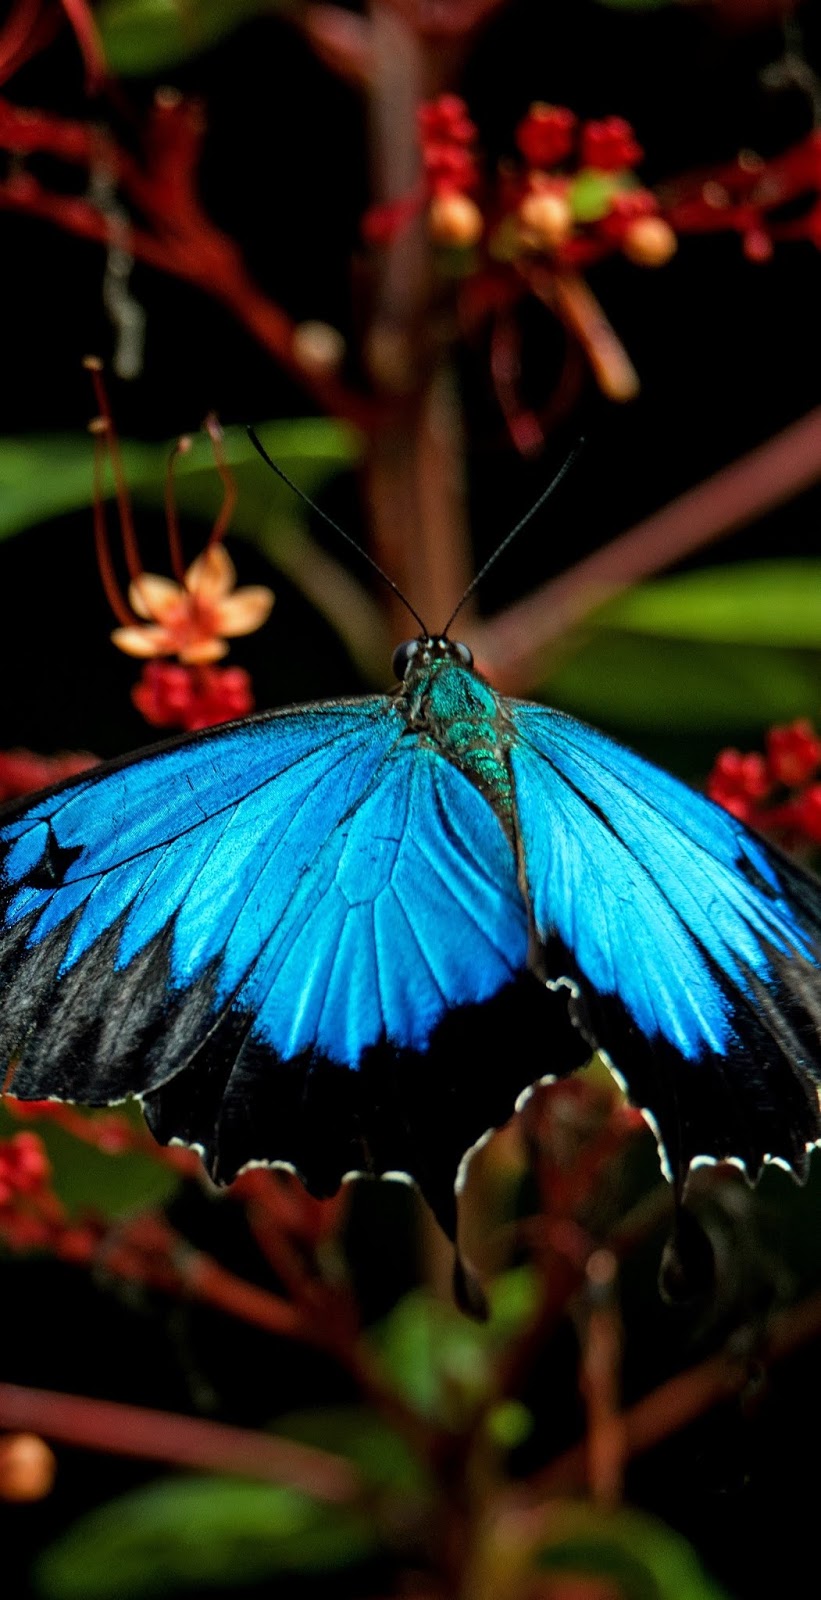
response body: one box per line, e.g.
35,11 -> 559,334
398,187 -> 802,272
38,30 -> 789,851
392,636 -> 474,683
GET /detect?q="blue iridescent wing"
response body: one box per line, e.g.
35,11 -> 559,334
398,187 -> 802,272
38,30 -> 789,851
508,703 -> 821,1183
0,699 -> 565,1223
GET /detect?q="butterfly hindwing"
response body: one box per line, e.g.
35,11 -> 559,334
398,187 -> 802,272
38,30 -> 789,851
508,702 -> 821,1182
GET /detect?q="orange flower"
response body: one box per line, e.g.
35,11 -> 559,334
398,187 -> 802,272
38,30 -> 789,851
111,545 -> 274,665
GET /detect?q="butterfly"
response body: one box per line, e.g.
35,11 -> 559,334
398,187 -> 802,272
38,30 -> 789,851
2,616 -> 821,1244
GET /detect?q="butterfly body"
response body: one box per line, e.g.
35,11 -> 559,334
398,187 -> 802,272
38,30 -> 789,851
395,642 -> 515,828
2,638 -> 821,1235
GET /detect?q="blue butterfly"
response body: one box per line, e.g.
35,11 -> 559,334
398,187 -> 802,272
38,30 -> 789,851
1,623 -> 821,1239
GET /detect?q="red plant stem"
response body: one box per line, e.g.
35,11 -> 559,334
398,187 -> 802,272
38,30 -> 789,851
0,1382 -> 362,1500
89,424 -> 135,626
203,413 -> 237,549
58,0 -> 107,90
531,1284 -> 821,1499
530,269 -> 640,404
84,358 -> 144,581
164,440 -> 192,585
0,102 -> 382,432
580,1251 -> 625,1507
473,404 -> 821,693
0,0 -> 42,83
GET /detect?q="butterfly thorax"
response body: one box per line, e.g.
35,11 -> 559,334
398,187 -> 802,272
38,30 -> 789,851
394,649 -> 514,828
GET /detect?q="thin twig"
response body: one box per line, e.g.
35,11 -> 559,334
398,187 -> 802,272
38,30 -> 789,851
0,1382 -> 362,1499
530,1284 -> 821,1498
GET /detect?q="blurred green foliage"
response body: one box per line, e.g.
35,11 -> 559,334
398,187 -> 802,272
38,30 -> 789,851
0,421 -> 360,549
0,1101 -> 180,1219
35,1475 -> 377,1598
547,562 -> 821,733
96,0 -> 289,75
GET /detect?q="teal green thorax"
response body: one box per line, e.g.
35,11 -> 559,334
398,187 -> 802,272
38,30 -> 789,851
395,649 -> 515,829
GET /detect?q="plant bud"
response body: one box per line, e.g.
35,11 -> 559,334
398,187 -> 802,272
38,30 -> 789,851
623,216 -> 677,266
0,1434 -> 57,1503
428,192 -> 483,248
518,189 -> 572,252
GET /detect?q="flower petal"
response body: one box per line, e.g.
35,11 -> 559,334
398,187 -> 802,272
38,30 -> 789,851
216,587 -> 275,637
186,544 -> 236,602
111,625 -> 175,659
129,574 -> 183,621
179,638 -> 229,664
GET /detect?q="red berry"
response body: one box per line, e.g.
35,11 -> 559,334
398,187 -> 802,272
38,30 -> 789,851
580,116 -> 643,172
743,226 -> 773,262
707,748 -> 770,820
423,141 -> 479,195
0,1133 -> 50,1200
133,662 -> 254,732
516,103 -> 576,168
418,95 -> 476,148
766,719 -> 821,788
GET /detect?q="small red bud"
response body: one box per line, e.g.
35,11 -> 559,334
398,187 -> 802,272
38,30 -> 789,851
766,720 -> 821,788
580,116 -> 643,172
742,226 -> 774,263
516,103 -> 576,168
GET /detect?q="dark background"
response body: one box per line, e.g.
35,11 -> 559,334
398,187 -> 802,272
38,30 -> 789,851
2,3 -> 821,1596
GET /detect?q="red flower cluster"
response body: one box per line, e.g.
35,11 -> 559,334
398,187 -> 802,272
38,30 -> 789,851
0,748 -> 97,802
418,93 -> 479,194
708,718 -> 821,845
0,1132 -> 50,1208
132,661 -> 254,732
506,103 -> 673,269
0,1131 -> 73,1254
364,94 -> 676,269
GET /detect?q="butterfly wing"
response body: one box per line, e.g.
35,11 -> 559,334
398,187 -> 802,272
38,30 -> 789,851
508,703 -> 821,1184
0,699 -> 565,1224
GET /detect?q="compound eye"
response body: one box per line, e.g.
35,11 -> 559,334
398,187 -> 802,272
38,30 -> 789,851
392,639 -> 419,680
453,641 -> 474,669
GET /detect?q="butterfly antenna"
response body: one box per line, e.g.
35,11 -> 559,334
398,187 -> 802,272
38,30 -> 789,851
246,425 -> 427,633
441,438 -> 585,636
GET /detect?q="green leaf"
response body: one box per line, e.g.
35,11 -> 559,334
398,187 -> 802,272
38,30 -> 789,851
570,170 -> 618,223
0,419 -> 359,546
274,1406 -> 429,1496
534,1502 -> 730,1600
0,1102 -> 180,1220
371,1268 -> 539,1426
545,631 -> 821,734
97,0 -> 286,75
36,1476 -> 377,1599
598,562 -> 821,648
